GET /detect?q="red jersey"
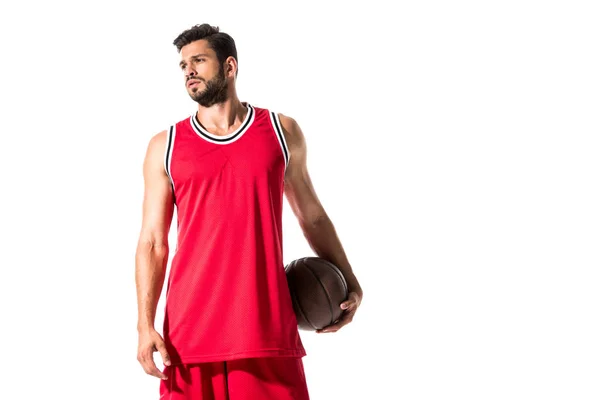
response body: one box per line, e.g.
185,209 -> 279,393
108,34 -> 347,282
162,102 -> 306,365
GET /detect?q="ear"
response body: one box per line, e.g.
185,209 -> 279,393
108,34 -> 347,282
225,56 -> 237,77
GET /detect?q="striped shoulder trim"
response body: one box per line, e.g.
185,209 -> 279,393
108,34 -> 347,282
269,111 -> 290,171
164,125 -> 176,192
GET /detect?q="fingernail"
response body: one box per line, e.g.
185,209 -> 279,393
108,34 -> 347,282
341,304 -> 348,309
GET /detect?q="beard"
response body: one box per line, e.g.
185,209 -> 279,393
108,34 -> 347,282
188,66 -> 229,107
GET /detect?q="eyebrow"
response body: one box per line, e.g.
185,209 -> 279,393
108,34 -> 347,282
179,53 -> 210,68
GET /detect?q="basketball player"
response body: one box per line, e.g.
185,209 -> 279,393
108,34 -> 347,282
135,24 -> 363,399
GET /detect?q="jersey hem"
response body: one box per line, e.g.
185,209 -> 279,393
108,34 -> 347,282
172,348 -> 307,365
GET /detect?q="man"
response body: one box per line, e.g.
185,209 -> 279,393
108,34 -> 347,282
135,23 -> 363,399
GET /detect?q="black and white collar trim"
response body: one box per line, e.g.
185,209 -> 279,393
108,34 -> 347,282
189,103 -> 255,145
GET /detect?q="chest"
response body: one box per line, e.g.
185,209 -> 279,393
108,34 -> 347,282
171,127 -> 285,188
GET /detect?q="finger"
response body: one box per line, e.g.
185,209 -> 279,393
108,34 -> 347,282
316,322 -> 336,334
318,310 -> 355,333
147,358 -> 169,380
155,341 -> 172,366
138,350 -> 169,380
340,292 -> 360,310
340,299 -> 358,311
317,316 -> 342,332
316,300 -> 359,333
324,318 -> 352,332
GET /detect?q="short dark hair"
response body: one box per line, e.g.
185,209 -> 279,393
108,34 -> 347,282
173,24 -> 238,76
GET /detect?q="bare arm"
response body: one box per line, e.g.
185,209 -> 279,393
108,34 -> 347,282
280,114 -> 363,298
135,130 -> 174,378
135,130 -> 174,332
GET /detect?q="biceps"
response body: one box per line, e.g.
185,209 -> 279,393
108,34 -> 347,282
141,175 -> 174,245
140,137 -> 175,246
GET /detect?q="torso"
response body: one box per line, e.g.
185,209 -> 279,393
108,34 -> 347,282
158,102 -> 306,365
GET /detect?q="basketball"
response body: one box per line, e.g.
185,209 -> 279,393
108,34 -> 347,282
284,257 -> 349,331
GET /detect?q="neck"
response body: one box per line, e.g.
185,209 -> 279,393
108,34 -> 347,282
195,95 -> 246,132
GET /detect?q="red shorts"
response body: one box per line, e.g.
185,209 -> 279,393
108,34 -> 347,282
159,357 -> 310,399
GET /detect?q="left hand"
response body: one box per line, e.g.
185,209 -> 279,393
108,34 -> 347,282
316,291 -> 362,334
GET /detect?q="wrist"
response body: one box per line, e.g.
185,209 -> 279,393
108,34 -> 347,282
348,286 -> 363,298
137,322 -> 156,333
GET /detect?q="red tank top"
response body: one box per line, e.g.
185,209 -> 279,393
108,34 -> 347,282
162,102 -> 306,365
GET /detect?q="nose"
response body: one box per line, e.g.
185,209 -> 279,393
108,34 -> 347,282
184,65 -> 197,78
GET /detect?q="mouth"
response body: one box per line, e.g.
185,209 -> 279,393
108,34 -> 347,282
188,80 -> 201,88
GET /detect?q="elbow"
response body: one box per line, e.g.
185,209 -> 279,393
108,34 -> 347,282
137,237 -> 169,258
304,213 -> 329,229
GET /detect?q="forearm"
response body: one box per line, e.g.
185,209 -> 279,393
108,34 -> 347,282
135,241 -> 169,332
301,215 -> 363,297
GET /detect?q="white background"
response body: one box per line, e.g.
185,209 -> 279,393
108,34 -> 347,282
1,1 -> 599,399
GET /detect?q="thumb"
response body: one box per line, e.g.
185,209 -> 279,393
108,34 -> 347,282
155,340 -> 171,366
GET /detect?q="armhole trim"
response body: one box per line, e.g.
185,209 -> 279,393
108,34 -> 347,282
164,125 -> 176,193
269,111 -> 290,172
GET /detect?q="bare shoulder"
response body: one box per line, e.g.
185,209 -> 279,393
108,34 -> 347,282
277,113 -> 309,185
148,130 -> 168,153
144,130 -> 168,172
277,113 -> 306,154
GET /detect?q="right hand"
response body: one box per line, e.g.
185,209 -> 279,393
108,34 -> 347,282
137,329 -> 171,380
